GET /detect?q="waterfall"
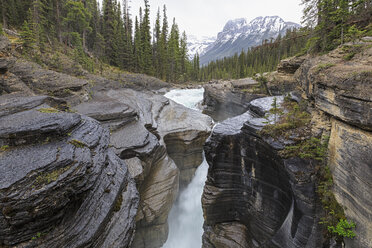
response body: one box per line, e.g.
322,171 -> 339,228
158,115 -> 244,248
163,88 -> 207,248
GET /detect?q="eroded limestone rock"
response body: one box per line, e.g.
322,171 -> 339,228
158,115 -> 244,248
328,119 -> 372,248
0,95 -> 139,248
202,80 -> 264,121
202,96 -> 323,248
74,89 -> 212,248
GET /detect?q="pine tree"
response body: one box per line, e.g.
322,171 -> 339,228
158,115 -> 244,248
63,0 -> 91,48
20,18 -> 37,50
134,16 -> 142,72
102,0 -> 116,64
168,18 -> 180,82
123,0 -> 133,70
141,0 -> 153,75
179,31 -> 188,81
159,5 -> 168,80
153,8 -> 161,77
0,0 -> 7,29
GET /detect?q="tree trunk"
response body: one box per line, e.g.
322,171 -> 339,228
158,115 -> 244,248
82,0 -> 87,51
56,0 -> 62,43
33,0 -> 40,46
1,0 -> 7,29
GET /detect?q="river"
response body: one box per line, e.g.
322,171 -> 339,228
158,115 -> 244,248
163,88 -> 208,248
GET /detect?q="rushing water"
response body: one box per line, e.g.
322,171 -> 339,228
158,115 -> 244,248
163,88 -> 208,248
164,88 -> 205,111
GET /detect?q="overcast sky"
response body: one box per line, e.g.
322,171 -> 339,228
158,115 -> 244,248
102,0 -> 304,38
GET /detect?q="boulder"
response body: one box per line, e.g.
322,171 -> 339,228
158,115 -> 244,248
277,56 -> 306,74
0,95 -> 139,247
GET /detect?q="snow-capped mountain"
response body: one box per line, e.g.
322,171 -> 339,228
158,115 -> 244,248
199,16 -> 301,65
187,35 -> 215,59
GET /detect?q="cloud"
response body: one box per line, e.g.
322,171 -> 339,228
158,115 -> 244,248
101,0 -> 303,38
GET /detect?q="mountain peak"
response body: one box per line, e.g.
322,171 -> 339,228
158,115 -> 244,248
197,16 -> 301,65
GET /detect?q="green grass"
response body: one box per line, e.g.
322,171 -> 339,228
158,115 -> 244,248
33,165 -> 71,188
341,44 -> 363,61
0,145 -> 9,151
37,107 -> 60,113
316,63 -> 336,72
69,139 -> 87,148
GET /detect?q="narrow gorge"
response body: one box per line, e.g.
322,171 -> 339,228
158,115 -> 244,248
0,29 -> 371,248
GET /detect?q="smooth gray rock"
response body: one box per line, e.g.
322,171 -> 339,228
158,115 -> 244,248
203,80 -> 264,121
74,88 -> 212,248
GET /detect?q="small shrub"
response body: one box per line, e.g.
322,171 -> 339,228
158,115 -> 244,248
31,232 -> 42,240
0,145 -> 9,151
341,44 -> 362,61
260,98 -> 311,137
328,219 -> 356,239
346,25 -> 366,43
280,136 -> 329,161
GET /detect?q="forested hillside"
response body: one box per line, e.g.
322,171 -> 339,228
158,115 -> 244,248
197,28 -> 310,81
0,0 -> 371,83
0,0 -> 193,82
199,0 -> 372,81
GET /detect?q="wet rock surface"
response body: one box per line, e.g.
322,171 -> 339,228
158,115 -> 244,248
202,42 -> 372,248
202,96 -> 323,248
0,95 -> 139,247
74,88 -> 212,248
0,34 -> 211,248
203,79 -> 264,121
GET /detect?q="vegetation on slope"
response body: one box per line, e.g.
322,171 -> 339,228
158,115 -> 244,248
0,0 -> 196,83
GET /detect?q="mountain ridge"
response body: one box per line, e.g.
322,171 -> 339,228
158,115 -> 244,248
188,16 -> 301,65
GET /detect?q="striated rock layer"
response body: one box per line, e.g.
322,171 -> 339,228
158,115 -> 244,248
0,34 -> 213,248
295,41 -> 372,247
202,41 -> 372,248
74,88 -> 212,248
202,79 -> 264,121
202,98 -> 323,248
0,95 -> 139,248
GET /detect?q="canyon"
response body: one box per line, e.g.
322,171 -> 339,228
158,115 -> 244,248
1,31 -> 371,248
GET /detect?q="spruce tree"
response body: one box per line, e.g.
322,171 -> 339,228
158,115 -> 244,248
168,18 -> 180,82
123,0 -> 134,70
134,16 -> 142,72
159,5 -> 168,80
102,0 -> 116,65
179,31 -> 188,80
141,0 -> 153,75
153,8 -> 161,77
